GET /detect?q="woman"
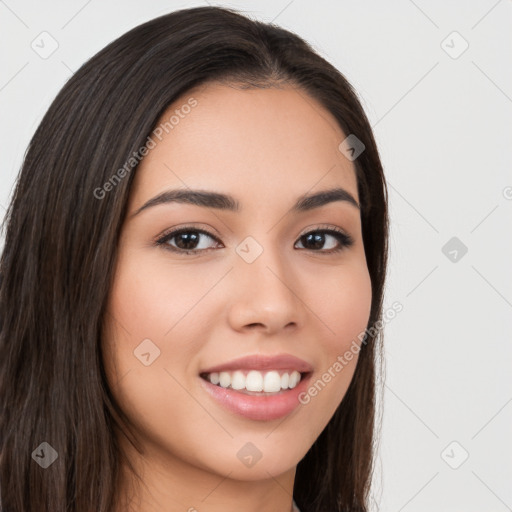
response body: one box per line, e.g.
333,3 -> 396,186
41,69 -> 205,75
0,6 -> 388,512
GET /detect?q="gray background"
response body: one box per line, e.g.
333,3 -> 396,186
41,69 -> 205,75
1,1 -> 511,510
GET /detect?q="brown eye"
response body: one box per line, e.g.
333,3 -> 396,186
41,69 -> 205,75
295,229 -> 353,253
156,228 -> 222,254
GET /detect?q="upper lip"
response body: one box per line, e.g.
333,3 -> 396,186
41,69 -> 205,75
200,354 -> 314,374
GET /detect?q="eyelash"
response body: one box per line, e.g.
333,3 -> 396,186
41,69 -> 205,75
154,225 -> 354,255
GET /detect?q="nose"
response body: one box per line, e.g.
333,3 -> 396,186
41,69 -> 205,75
226,244 -> 303,335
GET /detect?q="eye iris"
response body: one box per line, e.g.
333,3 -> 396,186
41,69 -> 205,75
303,232 -> 325,250
175,232 -> 199,250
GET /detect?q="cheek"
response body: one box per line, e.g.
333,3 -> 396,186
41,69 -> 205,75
107,250 -> 223,346
297,260 -> 372,434
314,260 -> 373,347
101,255 -> 222,466
102,250 -> 228,403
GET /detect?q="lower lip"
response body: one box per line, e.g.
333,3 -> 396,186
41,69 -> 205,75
199,373 -> 312,421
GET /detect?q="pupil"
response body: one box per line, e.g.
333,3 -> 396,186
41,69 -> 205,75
304,233 -> 324,249
176,232 -> 199,250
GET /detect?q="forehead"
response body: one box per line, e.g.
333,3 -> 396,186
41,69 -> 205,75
129,82 -> 359,210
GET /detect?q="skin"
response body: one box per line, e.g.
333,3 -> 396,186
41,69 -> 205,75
102,82 -> 373,512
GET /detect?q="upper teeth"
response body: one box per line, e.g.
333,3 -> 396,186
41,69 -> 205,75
206,370 -> 302,392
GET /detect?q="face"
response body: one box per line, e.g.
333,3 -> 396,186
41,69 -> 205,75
102,82 -> 372,491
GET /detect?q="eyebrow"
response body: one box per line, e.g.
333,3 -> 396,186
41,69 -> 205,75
130,186 -> 360,218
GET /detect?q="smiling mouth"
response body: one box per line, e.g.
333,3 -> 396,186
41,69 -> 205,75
199,369 -> 310,395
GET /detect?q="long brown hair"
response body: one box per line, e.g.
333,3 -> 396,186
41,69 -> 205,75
0,6 -> 388,511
